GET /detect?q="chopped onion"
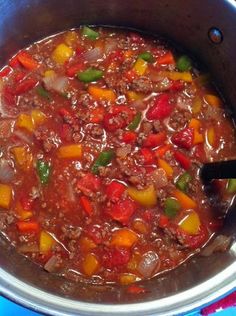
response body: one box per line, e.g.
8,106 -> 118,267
43,75 -> 68,93
104,39 -> 117,54
44,255 -> 58,273
137,251 -> 160,278
0,159 -> 15,182
201,235 -> 231,257
14,130 -> 34,145
82,47 -> 103,63
67,182 -> 76,203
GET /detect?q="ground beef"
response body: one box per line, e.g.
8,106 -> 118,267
61,225 -> 81,240
116,145 -> 131,158
169,109 -> 191,130
153,120 -> 162,132
77,93 -> 92,108
131,76 -> 153,93
34,128 -> 60,153
142,121 -> 153,134
104,74 -> 129,94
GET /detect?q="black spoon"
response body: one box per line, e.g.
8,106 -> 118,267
200,160 -> 236,183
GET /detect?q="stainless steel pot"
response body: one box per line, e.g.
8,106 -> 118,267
0,0 -> 236,315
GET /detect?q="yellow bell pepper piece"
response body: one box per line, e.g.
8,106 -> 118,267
157,159 -> 173,178
0,184 -> 12,209
57,144 -> 82,159
204,94 -> 222,107
173,189 -> 197,209
192,96 -> 202,114
110,228 -> 138,248
82,253 -> 100,276
64,31 -> 78,46
88,86 -> 116,102
127,91 -> 145,101
189,118 -> 204,145
178,210 -> 200,235
16,114 -> 34,132
31,109 -> 47,126
133,58 -> 148,76
51,43 -> 73,64
79,236 -> 97,252
162,71 -> 192,82
11,146 -> 33,171
15,201 -> 33,220
44,70 -> 55,77
206,127 -> 215,147
119,273 -> 138,285
127,185 -> 157,207
40,231 -> 55,252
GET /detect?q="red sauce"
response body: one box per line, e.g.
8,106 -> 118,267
0,26 -> 235,285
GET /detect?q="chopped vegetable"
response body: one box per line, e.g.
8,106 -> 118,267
78,68 -> 103,83
157,51 -> 175,65
88,86 -> 116,102
0,184 -> 12,209
138,52 -> 154,62
40,231 -> 55,252
140,148 -> 154,164
57,144 -> 82,159
16,114 -> 34,132
83,253 -> 100,276
82,26 -> 99,40
154,144 -> 171,158
143,132 -> 166,148
17,51 -> 39,70
133,58 -> 148,76
227,179 -> 236,193
176,55 -> 192,72
206,127 -> 215,147
189,118 -> 204,145
172,127 -> 194,150
157,158 -> 173,178
91,150 -> 114,174
164,197 -> 181,218
162,71 -> 192,82
31,109 -> 47,126
173,189 -> 197,209
127,91 -> 144,101
106,199 -> 137,225
51,43 -> 73,64
127,185 -> 157,207
79,236 -> 97,252
15,201 -> 32,220
11,146 -> 32,171
80,196 -> 93,216
174,151 -> 191,170
15,78 -> 38,95
204,94 -> 222,107
127,112 -> 142,130
119,273 -> 138,285
36,160 -> 50,184
89,107 -> 105,123
176,172 -> 192,192
16,221 -> 39,233
110,228 -> 138,248
178,211 -> 200,235
36,86 -> 51,100
122,131 -> 137,143
64,31 -> 78,46
137,251 -> 160,278
105,181 -> 126,201
146,94 -> 172,120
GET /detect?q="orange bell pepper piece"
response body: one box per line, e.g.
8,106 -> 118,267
15,201 -> 33,220
189,118 -> 204,145
110,228 -> 138,248
82,253 -> 100,276
57,144 -> 82,159
17,51 -> 40,70
173,189 -> 197,209
11,146 -> 33,171
0,184 -> 12,209
157,158 -> 173,177
88,86 -> 116,102
206,127 -> 215,147
204,94 -> 222,107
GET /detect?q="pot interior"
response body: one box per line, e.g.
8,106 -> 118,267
0,0 -> 236,311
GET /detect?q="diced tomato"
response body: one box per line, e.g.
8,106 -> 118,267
103,106 -> 134,132
180,224 -> 209,249
127,285 -> 146,294
106,199 -> 137,225
0,66 -> 11,78
17,51 -> 40,70
14,78 -> 38,95
140,148 -> 155,164
77,173 -> 101,194
122,131 -> 137,143
143,132 -> 166,148
174,150 -> 191,170
172,127 -> 194,150
80,196 -> 93,216
169,80 -> 184,91
102,247 -> 131,269
66,62 -> 85,77
146,94 -> 173,120
157,52 -> 175,65
86,225 -> 103,244
16,221 -> 39,233
105,181 -> 126,201
159,215 -> 169,228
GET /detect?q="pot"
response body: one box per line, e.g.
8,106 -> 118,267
0,0 -> 236,315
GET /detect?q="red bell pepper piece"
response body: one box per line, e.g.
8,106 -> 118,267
17,51 -> 40,70
9,55 -> 20,68
159,215 -> 169,228
169,80 -> 184,91
140,148 -> 155,164
146,94 -> 173,120
15,78 -> 38,95
102,247 -> 131,269
106,199 -> 137,225
66,62 -> 85,77
154,144 -> 172,158
105,181 -> 126,201
103,106 -> 134,132
174,150 -> 191,170
80,196 -> 93,216
157,51 -> 175,65
0,66 -> 11,78
143,132 -> 166,148
122,131 -> 137,143
16,221 -> 39,233
172,127 -> 194,150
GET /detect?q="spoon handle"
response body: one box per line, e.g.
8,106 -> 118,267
200,160 -> 236,182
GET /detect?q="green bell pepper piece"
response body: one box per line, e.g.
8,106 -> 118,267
138,52 -> 154,63
128,112 -> 142,130
164,198 -> 181,218
227,179 -> 236,193
78,68 -> 103,83
36,86 -> 50,100
92,150 -> 115,174
176,55 -> 192,72
82,26 -> 99,40
176,172 -> 192,192
36,160 -> 50,184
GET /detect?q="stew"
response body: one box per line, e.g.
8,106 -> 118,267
0,26 -> 235,285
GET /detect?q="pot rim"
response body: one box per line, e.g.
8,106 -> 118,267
0,261 -> 235,316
